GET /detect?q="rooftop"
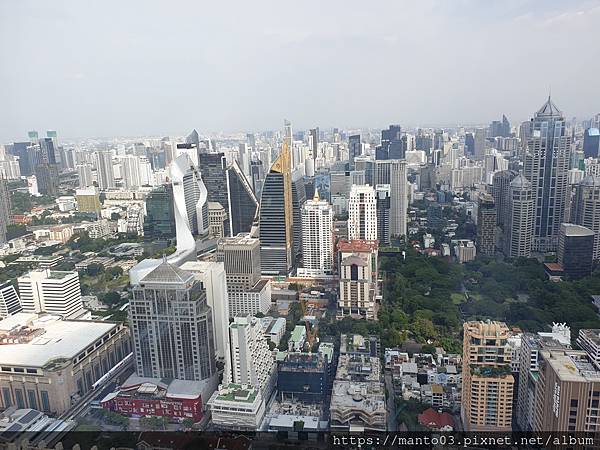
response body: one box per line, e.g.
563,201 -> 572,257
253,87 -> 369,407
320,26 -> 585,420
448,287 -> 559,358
561,223 -> 595,237
141,260 -> 194,284
541,349 -> 600,382
213,384 -> 258,403
337,239 -> 378,254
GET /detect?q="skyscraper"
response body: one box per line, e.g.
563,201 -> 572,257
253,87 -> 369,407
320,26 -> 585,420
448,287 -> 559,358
120,155 -> 142,189
505,174 -> 534,258
171,154 -> 208,237
348,185 -> 377,241
226,160 -> 259,237
309,128 -> 319,160
0,178 -> 10,246
462,321 -> 514,432
76,164 -> 93,188
583,128 -> 600,158
492,170 -> 517,228
348,134 -> 361,163
130,261 -> 216,382
474,129 -> 486,160
95,151 -> 116,190
300,190 -> 333,277
259,141 -> 294,275
573,175 -> 600,260
143,184 -> 176,245
557,224 -> 594,279
523,97 -> 571,253
380,125 -> 403,159
375,184 -> 391,246
198,152 -> 230,233
476,193 -> 496,256
389,160 -> 407,239
291,175 -> 306,259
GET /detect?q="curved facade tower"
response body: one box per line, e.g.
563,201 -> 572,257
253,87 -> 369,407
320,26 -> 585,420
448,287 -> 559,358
258,140 -> 294,275
226,159 -> 259,237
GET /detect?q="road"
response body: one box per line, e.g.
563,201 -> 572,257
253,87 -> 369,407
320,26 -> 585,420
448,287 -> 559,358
385,372 -> 397,431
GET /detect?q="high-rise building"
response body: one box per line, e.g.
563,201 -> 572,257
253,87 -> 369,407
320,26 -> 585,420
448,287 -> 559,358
461,321 -> 514,432
259,141 -> 294,275
533,348 -> 600,432
309,128 -> 319,160
0,178 -> 10,246
8,142 -> 33,176
573,175 -> 600,260
583,128 -> 600,159
474,129 -> 486,160
186,129 -> 200,148
224,316 -> 276,399
76,164 -> 93,188
120,155 -> 142,189
143,184 -> 176,245
557,223 -> 594,279
464,133 -> 475,156
226,160 -> 258,237
17,269 -> 84,319
291,176 -> 306,259
505,174 -> 534,258
0,281 -> 21,319
523,97 -> 572,253
476,193 -> 496,256
375,184 -> 391,246
75,187 -> 101,216
348,185 -> 377,241
374,160 -> 407,238
171,154 -> 208,237
300,190 -> 333,277
130,261 -> 216,382
95,151 -> 116,190
379,125 -> 403,160
198,153 -> 230,232
349,134 -> 361,163
492,170 -> 517,228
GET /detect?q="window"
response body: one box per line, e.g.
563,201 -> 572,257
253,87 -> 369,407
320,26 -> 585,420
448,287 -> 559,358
15,389 -> 25,409
40,391 -> 50,412
27,390 -> 37,409
2,388 -> 11,407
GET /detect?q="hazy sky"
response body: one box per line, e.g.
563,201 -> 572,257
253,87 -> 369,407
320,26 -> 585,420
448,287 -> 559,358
1,0 -> 600,140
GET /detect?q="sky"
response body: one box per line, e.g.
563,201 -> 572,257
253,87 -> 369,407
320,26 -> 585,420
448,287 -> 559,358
1,0 -> 600,140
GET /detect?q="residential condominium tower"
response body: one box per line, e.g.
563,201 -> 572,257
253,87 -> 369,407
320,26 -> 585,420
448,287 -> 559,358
348,184 -> 377,241
300,190 -> 333,277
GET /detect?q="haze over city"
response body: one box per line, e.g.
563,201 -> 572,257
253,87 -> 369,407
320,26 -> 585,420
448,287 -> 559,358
2,0 -> 600,139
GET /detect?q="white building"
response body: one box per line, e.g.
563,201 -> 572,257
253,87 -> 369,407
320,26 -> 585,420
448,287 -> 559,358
225,316 -> 276,399
0,281 -> 21,319
17,270 -> 84,319
119,155 -> 142,189
207,384 -> 266,431
348,184 -> 377,240
299,190 -> 333,277
76,164 -> 93,188
95,151 -> 116,190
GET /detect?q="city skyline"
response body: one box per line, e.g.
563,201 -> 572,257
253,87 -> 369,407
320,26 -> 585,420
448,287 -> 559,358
2,0 -> 600,140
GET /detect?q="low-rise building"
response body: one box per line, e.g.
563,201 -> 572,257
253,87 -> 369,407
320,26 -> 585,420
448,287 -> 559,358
207,383 -> 265,430
277,352 -> 330,402
260,317 -> 286,346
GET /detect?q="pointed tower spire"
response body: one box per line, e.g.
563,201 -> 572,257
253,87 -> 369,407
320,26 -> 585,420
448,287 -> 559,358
313,188 -> 320,202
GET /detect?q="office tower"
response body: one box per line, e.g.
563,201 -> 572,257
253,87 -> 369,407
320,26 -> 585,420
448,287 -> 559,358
291,176 -> 306,258
171,154 -> 208,237
375,185 -> 391,246
492,170 -> 517,228
76,164 -> 93,188
119,155 -> 142,189
143,184 -> 176,244
0,178 -> 10,246
0,281 -> 21,319
198,152 -> 230,233
216,234 -> 270,317
557,224 -> 594,279
505,174 -> 534,258
461,321 -> 514,432
226,160 -> 258,237
476,193 -> 496,256
583,128 -> 600,158
533,348 -> 600,432
354,157 -> 374,186
573,175 -> 600,260
130,261 -> 216,381
464,133 -> 475,156
348,185 -> 377,241
380,125 -> 403,159
337,240 -> 379,320
501,114 -> 511,137
349,134 -> 361,163
474,129 -> 486,160
300,190 -> 333,277
309,128 -> 319,160
259,141 -> 294,275
8,142 -> 33,176
224,316 -> 276,399
523,97 -> 572,253
18,269 -> 84,319
246,133 -> 256,149
186,129 -> 200,147
179,261 -> 230,363
208,202 -> 227,238
33,141 -> 59,196
95,151 -> 116,190
389,160 -> 407,239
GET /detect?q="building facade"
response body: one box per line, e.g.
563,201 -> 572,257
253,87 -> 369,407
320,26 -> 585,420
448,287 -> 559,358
300,191 -> 333,277
17,270 -> 84,319
505,174 -> 534,258
348,185 -> 377,241
573,175 -> 600,260
476,193 -> 496,256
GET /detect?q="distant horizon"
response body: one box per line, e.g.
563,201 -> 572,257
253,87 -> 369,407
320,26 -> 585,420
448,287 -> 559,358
2,0 -> 599,142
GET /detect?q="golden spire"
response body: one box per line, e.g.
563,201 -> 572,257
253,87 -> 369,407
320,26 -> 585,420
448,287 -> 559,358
313,188 -> 320,202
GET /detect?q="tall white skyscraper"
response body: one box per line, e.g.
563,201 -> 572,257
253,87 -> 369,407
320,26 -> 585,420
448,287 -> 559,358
348,184 -> 377,241
76,163 -> 93,188
95,151 -> 115,190
389,160 -> 408,238
224,316 -> 276,399
18,269 -> 84,319
523,97 -> 572,253
171,154 -> 209,237
505,174 -> 534,258
300,190 -> 333,277
120,155 -> 142,189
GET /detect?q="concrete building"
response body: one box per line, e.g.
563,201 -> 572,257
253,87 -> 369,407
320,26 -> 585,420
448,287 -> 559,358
95,151 -> 115,190
207,384 -> 266,431
505,174 -> 534,258
76,163 -> 93,188
573,175 -> 600,260
476,193 -> 496,256
461,321 -> 514,432
75,187 -> 101,215
299,190 -> 333,277
17,270 -> 84,319
208,201 -> 227,239
0,313 -> 130,415
348,184 -> 377,241
492,170 -> 517,228
0,282 -> 21,319
277,352 -> 330,402
0,178 -> 10,246
557,224 -> 594,279
454,240 -> 476,263
375,184 -> 391,246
